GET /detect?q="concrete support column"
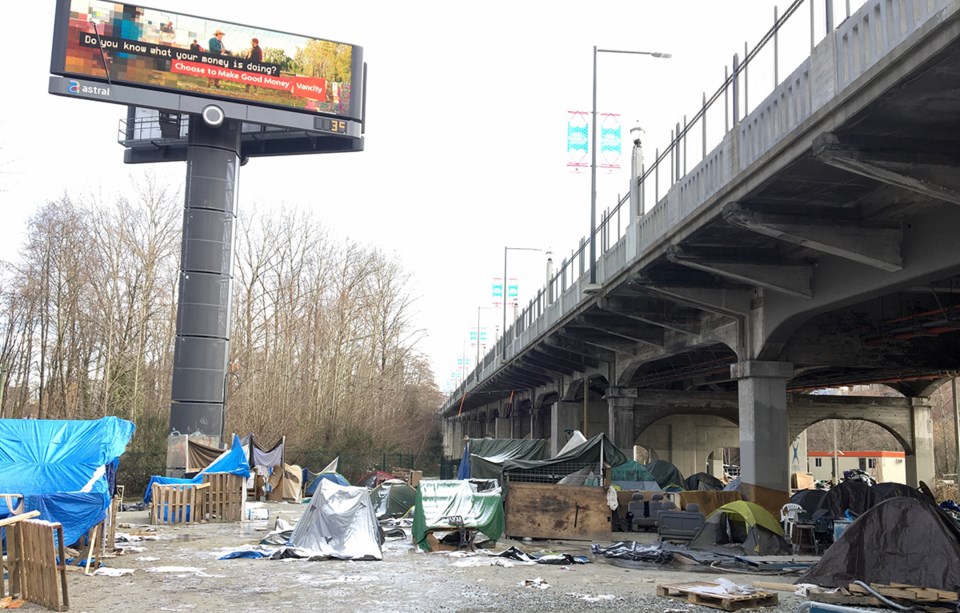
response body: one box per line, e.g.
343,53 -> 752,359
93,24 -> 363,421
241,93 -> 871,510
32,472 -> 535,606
672,423 -> 700,477
906,399 -> 935,487
495,417 -> 511,439
551,401 -> 581,456
607,395 -> 636,457
452,420 -> 464,459
731,361 -> 793,495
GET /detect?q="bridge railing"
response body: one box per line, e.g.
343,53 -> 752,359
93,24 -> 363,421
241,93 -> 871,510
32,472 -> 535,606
446,0 -> 949,405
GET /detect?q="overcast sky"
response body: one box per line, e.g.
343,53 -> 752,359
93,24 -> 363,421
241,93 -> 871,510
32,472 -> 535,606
3,1 -> 862,392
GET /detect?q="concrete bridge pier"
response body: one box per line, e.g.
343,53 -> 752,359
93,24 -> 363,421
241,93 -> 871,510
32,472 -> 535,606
607,392 -> 636,456
906,400 -> 935,487
551,401 -> 581,456
732,361 -> 793,496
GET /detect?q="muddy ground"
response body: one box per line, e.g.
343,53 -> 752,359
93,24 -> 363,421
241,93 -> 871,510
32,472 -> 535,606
43,502 -> 862,613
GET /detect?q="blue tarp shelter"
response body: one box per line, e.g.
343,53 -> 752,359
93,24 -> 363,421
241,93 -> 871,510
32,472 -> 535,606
0,416 -> 135,546
143,434 -> 250,503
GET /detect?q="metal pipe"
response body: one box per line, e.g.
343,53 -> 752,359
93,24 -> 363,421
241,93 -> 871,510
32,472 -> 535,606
797,602 -> 880,613
774,6 -> 780,84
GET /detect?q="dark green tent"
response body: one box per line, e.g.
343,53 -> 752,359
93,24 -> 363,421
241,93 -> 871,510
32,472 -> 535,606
370,479 -> 416,519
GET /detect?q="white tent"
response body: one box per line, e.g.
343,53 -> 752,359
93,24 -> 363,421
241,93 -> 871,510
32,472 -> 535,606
286,479 -> 383,560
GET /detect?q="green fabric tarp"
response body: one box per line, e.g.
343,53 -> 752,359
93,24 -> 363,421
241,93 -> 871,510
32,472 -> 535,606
501,433 -> 628,484
412,480 -> 504,551
467,438 -> 549,481
611,460 -> 658,483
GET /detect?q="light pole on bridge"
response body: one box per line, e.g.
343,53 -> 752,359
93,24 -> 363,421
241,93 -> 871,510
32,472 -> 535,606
589,46 -> 671,285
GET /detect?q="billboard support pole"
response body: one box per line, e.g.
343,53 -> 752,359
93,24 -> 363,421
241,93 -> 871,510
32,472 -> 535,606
166,114 -> 242,474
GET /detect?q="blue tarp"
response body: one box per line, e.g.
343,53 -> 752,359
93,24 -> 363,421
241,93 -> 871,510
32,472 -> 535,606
0,416 -> 135,546
143,434 -> 251,503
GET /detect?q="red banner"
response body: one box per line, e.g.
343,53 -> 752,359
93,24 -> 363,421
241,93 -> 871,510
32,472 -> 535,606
170,60 -> 327,100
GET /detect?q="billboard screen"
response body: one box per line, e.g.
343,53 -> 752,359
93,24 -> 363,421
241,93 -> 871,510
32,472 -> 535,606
50,0 -> 363,122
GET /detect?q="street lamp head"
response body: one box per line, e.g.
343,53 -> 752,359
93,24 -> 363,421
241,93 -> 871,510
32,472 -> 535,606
630,124 -> 644,146
652,52 -> 672,58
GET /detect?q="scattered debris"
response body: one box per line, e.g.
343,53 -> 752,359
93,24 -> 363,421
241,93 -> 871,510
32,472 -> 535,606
567,593 -> 615,602
519,577 -> 550,589
92,567 -> 136,577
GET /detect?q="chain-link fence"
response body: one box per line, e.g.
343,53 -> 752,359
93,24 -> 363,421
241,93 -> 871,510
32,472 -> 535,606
116,447 -> 441,499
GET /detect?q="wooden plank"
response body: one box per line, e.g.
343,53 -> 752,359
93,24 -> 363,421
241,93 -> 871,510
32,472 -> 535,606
55,524 -> 69,611
0,511 -> 40,528
504,483 -> 612,541
751,581 -> 799,592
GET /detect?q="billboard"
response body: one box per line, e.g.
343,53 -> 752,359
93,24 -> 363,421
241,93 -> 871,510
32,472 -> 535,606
50,0 -> 363,123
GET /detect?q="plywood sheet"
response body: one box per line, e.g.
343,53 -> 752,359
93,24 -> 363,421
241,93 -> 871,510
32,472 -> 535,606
504,483 -> 611,541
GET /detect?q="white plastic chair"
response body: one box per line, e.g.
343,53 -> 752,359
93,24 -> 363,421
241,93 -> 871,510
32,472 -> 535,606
780,503 -> 804,542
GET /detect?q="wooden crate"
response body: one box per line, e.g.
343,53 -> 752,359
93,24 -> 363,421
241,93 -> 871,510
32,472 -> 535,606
2,512 -> 69,612
150,482 -> 209,525
201,473 -> 245,522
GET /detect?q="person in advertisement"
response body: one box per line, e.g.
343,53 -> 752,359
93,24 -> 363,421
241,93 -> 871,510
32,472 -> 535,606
207,28 -> 227,88
244,37 -> 263,91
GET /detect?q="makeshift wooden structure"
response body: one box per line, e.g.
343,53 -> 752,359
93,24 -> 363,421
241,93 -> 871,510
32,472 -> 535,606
201,473 -> 244,522
1,511 -> 69,612
150,482 -> 210,525
656,581 -> 777,611
504,483 -> 611,541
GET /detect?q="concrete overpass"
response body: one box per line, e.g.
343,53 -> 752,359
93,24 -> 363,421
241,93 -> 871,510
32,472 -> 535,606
441,0 -> 960,499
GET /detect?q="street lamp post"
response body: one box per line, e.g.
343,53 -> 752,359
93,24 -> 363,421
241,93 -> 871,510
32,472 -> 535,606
630,124 -> 645,218
476,305 -> 495,368
502,246 -> 543,359
590,47 -> 671,285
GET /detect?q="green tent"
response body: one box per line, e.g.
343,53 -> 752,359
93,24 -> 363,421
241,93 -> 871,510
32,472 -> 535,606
370,479 -> 416,519
412,480 -> 503,551
689,500 -> 790,555
611,460 -> 659,485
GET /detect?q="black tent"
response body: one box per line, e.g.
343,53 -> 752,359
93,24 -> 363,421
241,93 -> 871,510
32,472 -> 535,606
646,460 -> 685,490
790,489 -> 827,515
684,472 -> 724,491
816,480 -> 931,519
798,497 -> 960,591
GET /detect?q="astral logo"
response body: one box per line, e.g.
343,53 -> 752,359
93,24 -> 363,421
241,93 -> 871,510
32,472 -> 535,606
68,80 -> 80,93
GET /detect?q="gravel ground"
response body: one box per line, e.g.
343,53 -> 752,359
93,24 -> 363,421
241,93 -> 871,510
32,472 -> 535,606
44,502 -> 886,613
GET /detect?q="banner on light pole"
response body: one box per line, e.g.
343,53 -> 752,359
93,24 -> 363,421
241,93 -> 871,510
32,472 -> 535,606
567,111 -> 621,173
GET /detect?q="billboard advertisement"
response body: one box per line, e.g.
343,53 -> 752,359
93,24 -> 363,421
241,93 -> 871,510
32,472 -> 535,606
50,0 -> 363,122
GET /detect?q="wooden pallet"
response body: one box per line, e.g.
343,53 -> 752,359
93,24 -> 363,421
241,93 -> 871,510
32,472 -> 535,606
151,482 -> 209,525
657,582 -> 778,611
2,513 -> 69,612
201,473 -> 244,522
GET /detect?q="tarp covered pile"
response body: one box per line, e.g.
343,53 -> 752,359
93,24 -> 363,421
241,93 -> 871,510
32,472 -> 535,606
0,416 -> 135,546
500,433 -> 627,485
412,480 -> 504,551
457,438 -> 548,481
